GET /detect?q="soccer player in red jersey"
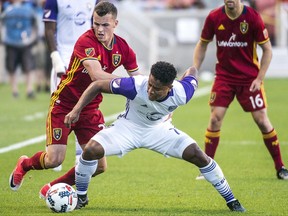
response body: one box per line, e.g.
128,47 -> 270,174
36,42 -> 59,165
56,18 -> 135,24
9,1 -> 141,200
193,0 -> 288,180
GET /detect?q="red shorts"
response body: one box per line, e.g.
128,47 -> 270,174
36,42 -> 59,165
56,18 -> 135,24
209,79 -> 267,112
46,106 -> 105,146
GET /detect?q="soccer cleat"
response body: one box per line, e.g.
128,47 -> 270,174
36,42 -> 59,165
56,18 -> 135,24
75,194 -> 89,209
227,199 -> 246,212
9,155 -> 28,191
195,173 -> 205,180
39,183 -> 51,199
277,167 -> 288,180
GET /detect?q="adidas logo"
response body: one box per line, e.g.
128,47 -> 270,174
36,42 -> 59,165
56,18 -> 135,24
218,24 -> 225,30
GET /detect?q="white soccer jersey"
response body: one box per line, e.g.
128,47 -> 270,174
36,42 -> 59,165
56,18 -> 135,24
111,75 -> 198,127
92,74 -> 198,158
43,0 -> 97,65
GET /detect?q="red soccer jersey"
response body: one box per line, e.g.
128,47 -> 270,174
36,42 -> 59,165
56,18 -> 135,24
50,29 -> 138,113
201,5 -> 269,84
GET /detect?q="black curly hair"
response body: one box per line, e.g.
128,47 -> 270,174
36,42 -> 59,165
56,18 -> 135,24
150,61 -> 177,85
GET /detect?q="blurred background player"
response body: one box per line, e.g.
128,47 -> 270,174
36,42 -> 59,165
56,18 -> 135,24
42,0 -> 99,171
34,0 -> 51,93
193,0 -> 288,180
0,0 -> 38,98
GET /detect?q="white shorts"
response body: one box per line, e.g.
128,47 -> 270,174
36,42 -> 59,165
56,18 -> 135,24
91,118 -> 196,159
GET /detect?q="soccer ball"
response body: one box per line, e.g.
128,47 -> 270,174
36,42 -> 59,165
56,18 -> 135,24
45,183 -> 78,213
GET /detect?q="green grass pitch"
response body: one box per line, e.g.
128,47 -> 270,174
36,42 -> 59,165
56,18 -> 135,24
0,78 -> 287,215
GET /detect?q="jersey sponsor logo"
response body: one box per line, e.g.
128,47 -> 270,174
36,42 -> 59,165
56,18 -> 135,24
75,12 -> 87,26
210,92 -> 216,103
82,68 -> 89,74
217,33 -> 248,47
112,54 -> 121,67
43,10 -> 51,18
146,112 -> 163,121
240,21 -> 249,34
218,24 -> 225,30
53,128 -> 62,141
85,48 -> 95,56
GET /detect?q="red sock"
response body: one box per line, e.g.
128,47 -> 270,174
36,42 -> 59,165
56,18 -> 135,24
263,129 -> 284,171
22,151 -> 47,171
50,167 -> 76,186
204,129 -> 220,159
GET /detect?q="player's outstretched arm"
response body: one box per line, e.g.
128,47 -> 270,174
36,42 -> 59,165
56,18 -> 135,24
180,66 -> 199,80
64,79 -> 113,128
193,40 -> 209,71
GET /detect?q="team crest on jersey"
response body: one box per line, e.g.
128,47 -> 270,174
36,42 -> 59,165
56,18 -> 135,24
112,54 -> 121,67
210,92 -> 216,104
85,48 -> 95,57
53,128 -> 62,141
240,21 -> 248,34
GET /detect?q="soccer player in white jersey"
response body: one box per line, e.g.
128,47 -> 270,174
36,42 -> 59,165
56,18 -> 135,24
64,61 -> 246,212
42,0 -> 98,170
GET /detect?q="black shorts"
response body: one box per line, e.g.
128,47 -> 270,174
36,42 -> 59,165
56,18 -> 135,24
5,45 -> 35,74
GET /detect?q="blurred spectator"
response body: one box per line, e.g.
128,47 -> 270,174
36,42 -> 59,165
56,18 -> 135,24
0,0 -> 38,98
167,0 -> 205,9
246,0 -> 276,45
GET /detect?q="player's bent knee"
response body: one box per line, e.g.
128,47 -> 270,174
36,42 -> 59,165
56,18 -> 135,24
182,144 -> 209,167
83,140 -> 105,160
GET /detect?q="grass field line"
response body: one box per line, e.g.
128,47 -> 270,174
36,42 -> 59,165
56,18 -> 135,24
0,112 -> 123,155
1,85 -> 211,154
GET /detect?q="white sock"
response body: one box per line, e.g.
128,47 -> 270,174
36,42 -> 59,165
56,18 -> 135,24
75,155 -> 98,195
199,158 -> 235,203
